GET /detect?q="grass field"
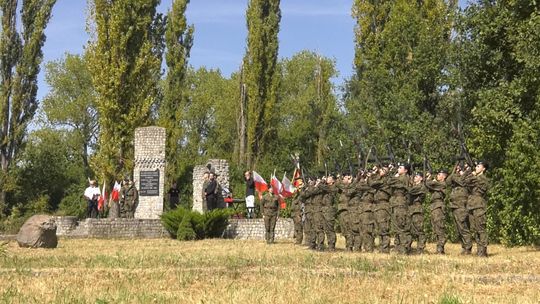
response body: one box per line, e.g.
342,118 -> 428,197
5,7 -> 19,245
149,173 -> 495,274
0,237 -> 539,303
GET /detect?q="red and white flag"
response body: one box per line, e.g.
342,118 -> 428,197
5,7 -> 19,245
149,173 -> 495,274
270,175 -> 282,196
111,181 -> 121,202
281,173 -> 296,198
292,167 -> 303,188
252,171 -> 268,193
98,181 -> 107,211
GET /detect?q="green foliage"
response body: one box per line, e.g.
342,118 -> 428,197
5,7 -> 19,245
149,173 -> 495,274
161,207 -> 231,240
87,0 -> 164,183
57,184 -> 88,218
159,0 -> 194,186
42,53 -> 97,176
243,0 -> 281,166
0,0 -> 56,214
438,293 -> 462,304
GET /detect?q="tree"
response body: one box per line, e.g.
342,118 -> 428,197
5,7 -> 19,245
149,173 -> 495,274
242,0 -> 281,167
456,0 -> 540,245
87,0 -> 164,183
0,0 -> 56,214
348,0 -> 457,164
42,53 -> 97,176
159,0 -> 194,185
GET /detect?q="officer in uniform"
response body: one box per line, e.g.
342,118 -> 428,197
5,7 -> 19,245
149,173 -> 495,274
336,173 -> 354,251
291,186 -> 304,245
465,161 -> 490,257
425,169 -> 449,254
408,172 -> 427,253
261,186 -> 280,244
388,163 -> 412,254
370,165 -> 392,253
120,177 -> 138,218
319,175 -> 338,251
448,164 -> 473,254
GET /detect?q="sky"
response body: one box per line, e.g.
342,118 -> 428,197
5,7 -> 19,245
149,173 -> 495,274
37,0 -> 468,100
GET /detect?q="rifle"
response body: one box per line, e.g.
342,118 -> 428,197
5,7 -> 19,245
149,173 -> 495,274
423,155 -> 433,177
386,143 -> 396,166
371,146 -> 383,169
457,122 -> 474,168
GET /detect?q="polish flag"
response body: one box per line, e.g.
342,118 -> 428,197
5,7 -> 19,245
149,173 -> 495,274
111,181 -> 121,202
281,173 -> 296,198
252,171 -> 268,193
98,181 -> 107,211
292,167 -> 303,188
270,175 -> 282,196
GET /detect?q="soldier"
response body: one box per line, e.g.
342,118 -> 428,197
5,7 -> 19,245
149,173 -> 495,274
261,186 -> 280,244
425,169 -> 449,254
300,177 -> 318,249
291,187 -> 304,245
336,173 -> 354,251
388,163 -> 412,254
319,175 -> 338,251
408,172 -> 427,254
465,161 -> 490,257
121,177 -> 139,218
448,164 -> 473,255
348,183 -> 363,251
357,172 -> 376,252
311,177 -> 325,250
371,165 -> 392,253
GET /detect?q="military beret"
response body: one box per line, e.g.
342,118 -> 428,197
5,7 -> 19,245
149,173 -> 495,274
437,168 -> 449,175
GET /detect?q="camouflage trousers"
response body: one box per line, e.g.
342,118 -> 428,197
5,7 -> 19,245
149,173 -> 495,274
392,205 -> 411,254
410,212 -> 425,252
292,214 -> 303,245
263,213 -> 277,243
338,210 -> 353,250
431,207 -> 446,252
303,213 -> 316,248
374,207 -> 391,253
312,211 -> 325,249
469,207 -> 488,255
452,207 -> 472,252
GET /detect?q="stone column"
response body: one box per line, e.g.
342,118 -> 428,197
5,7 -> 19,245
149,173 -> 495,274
134,126 -> 166,219
192,159 -> 230,213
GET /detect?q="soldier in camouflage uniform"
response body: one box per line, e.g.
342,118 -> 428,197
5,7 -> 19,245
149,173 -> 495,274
356,173 -> 376,252
291,189 -> 304,245
311,178 -> 326,250
120,177 -> 139,218
408,172 -> 427,253
448,164 -> 473,255
388,163 -> 412,254
465,161 -> 490,257
370,166 -> 392,253
336,173 -> 355,251
261,187 -> 280,244
319,175 -> 338,251
300,178 -> 319,249
425,169 -> 449,254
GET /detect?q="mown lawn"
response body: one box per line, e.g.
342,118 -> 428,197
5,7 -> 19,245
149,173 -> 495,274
0,237 -> 539,303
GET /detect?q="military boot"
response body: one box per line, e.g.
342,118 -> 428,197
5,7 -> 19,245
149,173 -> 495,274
477,247 -> 488,257
436,245 -> 445,254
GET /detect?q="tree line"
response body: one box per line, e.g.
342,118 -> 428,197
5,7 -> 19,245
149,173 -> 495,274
0,0 -> 538,246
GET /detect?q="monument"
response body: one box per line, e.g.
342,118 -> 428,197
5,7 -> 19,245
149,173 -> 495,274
192,159 -> 230,213
134,126 -> 166,219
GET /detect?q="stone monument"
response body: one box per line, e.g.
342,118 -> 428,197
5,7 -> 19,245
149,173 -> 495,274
134,126 -> 166,219
192,159 -> 230,213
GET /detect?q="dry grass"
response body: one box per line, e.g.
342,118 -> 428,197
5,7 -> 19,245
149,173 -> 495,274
0,237 -> 539,303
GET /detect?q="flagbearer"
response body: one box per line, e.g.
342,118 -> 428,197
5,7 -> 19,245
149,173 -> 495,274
262,186 -> 280,244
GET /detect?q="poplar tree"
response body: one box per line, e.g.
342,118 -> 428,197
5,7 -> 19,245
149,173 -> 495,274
242,0 -> 281,167
159,0 -> 194,185
87,0 -> 164,182
0,0 -> 56,213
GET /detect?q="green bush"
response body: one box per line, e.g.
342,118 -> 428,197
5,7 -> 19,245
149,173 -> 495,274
161,207 -> 232,240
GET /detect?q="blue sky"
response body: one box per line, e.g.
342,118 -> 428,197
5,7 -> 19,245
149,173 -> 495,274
37,0 -> 467,100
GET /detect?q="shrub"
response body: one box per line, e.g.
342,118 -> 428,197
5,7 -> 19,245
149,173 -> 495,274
160,207 -> 232,240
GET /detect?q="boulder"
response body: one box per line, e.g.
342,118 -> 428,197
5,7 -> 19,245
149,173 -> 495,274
16,215 -> 58,248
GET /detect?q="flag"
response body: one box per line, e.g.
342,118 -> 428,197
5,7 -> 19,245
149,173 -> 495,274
252,171 -> 268,193
111,181 -> 121,202
270,175 -> 282,196
292,167 -> 303,188
281,173 -> 296,198
279,196 -> 286,209
98,181 -> 107,211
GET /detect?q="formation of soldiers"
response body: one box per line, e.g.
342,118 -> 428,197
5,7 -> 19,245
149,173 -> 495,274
290,161 -> 490,257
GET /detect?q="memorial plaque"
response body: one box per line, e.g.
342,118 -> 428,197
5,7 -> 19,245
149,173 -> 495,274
139,170 -> 160,196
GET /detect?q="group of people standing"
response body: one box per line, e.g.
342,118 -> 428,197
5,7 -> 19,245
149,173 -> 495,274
285,161 -> 489,256
83,177 -> 139,219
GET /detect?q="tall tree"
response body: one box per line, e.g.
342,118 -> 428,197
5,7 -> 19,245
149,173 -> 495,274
242,0 -> 281,167
42,53 -> 97,176
0,0 -> 56,214
159,0 -> 194,185
87,0 -> 164,183
457,0 -> 540,246
349,0 -> 456,163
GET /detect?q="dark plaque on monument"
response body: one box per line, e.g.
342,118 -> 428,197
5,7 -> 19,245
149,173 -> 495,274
139,170 -> 160,196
